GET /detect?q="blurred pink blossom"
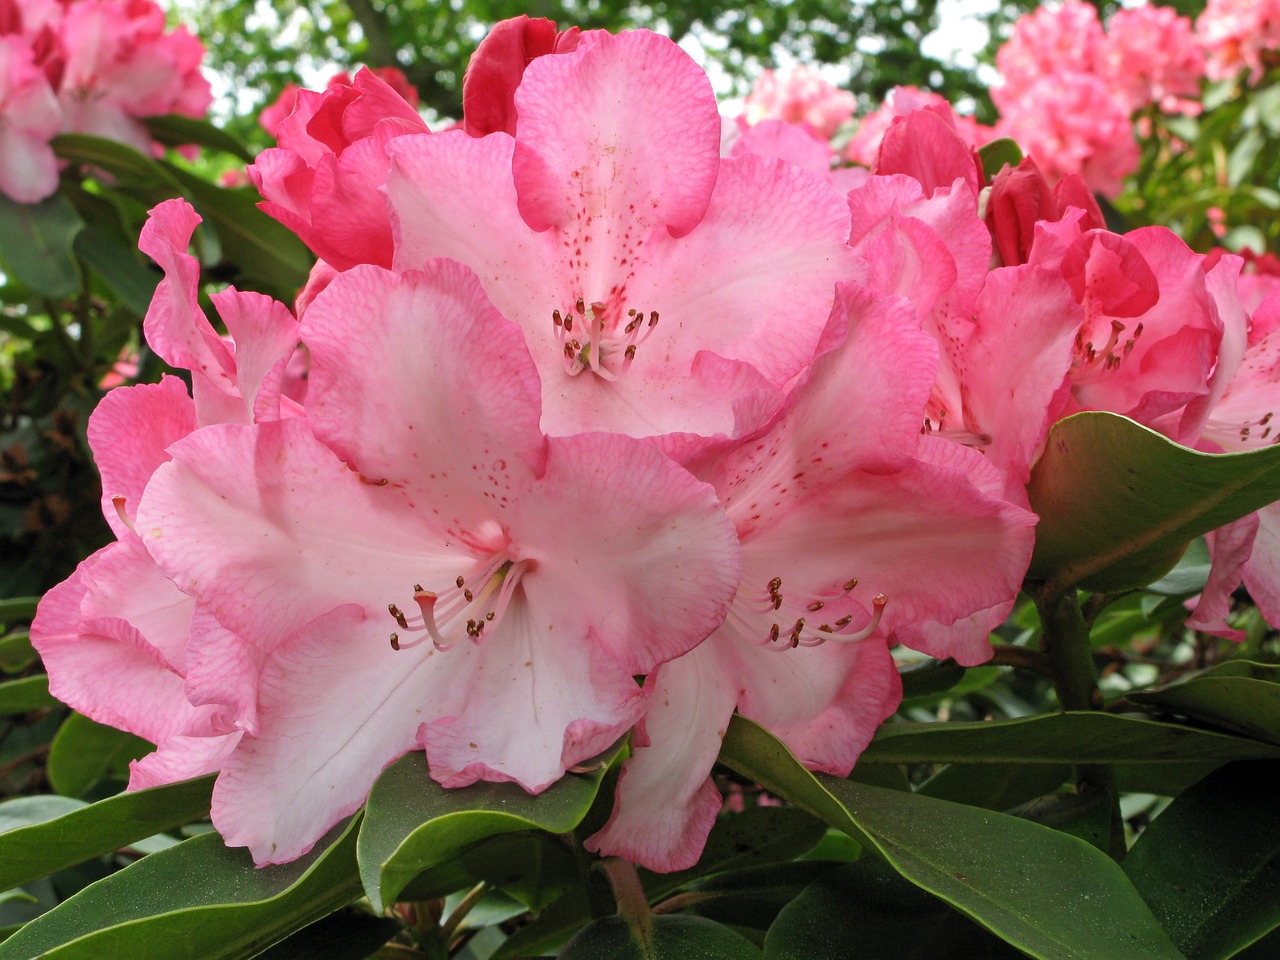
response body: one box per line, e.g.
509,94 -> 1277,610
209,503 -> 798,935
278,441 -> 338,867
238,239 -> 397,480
743,65 -> 855,140
1197,0 -> 1280,84
1102,4 -> 1205,114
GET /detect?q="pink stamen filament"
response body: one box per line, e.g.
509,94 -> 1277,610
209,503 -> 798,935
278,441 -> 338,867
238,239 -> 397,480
551,301 -> 659,380
748,570 -> 888,651
389,558 -> 525,652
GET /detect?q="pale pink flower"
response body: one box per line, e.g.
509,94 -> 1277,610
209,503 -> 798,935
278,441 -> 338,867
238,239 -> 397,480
1101,5 -> 1204,114
1197,0 -> 1280,84
131,257 -> 741,864
0,33 -> 60,201
54,0 -> 211,153
995,72 -> 1138,197
587,282 -> 1037,871
387,29 -> 858,450
31,199 -> 304,791
743,65 -> 855,141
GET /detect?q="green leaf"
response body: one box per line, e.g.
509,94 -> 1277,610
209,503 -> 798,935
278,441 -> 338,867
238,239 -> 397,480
0,597 -> 39,626
253,911 -> 400,960
0,675 -> 57,715
0,633 -> 36,673
917,763 -> 1072,811
1027,412 -> 1280,593
644,807 -> 828,902
764,861 -> 1024,960
1128,661 -> 1280,747
163,165 -> 313,294
72,223 -> 159,316
1124,761 -> 1280,960
721,716 -> 1186,960
0,816 -> 363,960
978,138 -> 1024,179
357,746 -> 620,912
0,193 -> 84,297
0,777 -> 213,892
860,712 -> 1280,765
560,915 -> 762,960
47,713 -> 153,797
143,115 -> 255,163
52,135 -> 181,195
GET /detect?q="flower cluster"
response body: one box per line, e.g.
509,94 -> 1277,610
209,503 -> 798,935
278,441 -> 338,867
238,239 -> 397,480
1197,0 -> 1280,84
0,0 -> 211,203
34,18 -> 1041,873
990,0 -> 1204,196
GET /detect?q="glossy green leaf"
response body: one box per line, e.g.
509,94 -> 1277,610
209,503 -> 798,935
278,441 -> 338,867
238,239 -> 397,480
1125,761 -> 1280,960
1128,661 -> 1280,746
674,861 -> 841,933
978,138 -> 1024,179
917,762 -> 1072,811
860,712 -> 1280,765
0,816 -> 363,960
73,223 -> 159,316
357,746 -> 619,912
0,597 -> 38,626
1026,412 -> 1280,593
143,115 -> 255,162
0,193 -> 84,297
560,915 -> 762,960
643,807 -> 828,902
0,633 -> 36,673
764,861 -> 1025,960
490,886 -> 592,959
0,675 -> 56,715
163,165 -> 313,293
253,911 -> 401,960
0,776 -> 213,892
721,716 -> 1186,960
52,134 -> 181,194
48,713 -> 152,797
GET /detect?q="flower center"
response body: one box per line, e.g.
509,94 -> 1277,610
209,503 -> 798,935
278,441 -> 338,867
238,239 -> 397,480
749,574 -> 888,650
1074,319 -> 1143,375
551,298 -> 660,381
386,556 -> 528,652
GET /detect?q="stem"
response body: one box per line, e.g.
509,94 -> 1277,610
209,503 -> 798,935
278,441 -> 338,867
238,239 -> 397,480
600,858 -> 651,942
986,644 -> 1055,679
439,883 -> 486,947
1034,587 -> 1125,859
1033,589 -> 1101,712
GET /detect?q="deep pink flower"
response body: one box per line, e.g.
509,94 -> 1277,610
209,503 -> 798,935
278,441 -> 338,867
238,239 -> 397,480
132,259 -> 741,864
846,86 -> 993,170
587,282 -> 1037,871
250,66 -> 429,269
985,156 -> 1103,267
259,66 -> 418,138
387,29 -> 857,450
461,14 -> 579,137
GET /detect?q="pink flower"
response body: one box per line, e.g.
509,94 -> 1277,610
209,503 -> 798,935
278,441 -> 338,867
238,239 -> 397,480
259,66 -> 418,138
1101,5 -> 1204,114
985,156 -> 1103,267
586,282 -> 1037,871
31,199 -> 303,792
0,33 -> 60,201
132,258 -> 741,864
461,14 -> 579,137
249,66 -> 429,269
742,66 -> 855,141
846,86 -> 993,170
995,72 -> 1138,197
386,29 -> 858,449
993,0 -> 1104,111
53,0 -> 211,153
1197,0 -> 1280,84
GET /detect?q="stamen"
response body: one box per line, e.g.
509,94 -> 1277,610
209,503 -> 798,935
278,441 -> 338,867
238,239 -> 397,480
754,573 -> 888,650
388,561 -> 525,652
111,495 -> 137,534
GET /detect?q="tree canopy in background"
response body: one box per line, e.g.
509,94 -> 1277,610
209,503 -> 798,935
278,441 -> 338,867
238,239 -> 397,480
180,0 -> 1102,146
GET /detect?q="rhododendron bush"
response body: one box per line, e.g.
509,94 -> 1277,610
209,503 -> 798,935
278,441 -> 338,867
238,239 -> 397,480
4,4 -> 1280,960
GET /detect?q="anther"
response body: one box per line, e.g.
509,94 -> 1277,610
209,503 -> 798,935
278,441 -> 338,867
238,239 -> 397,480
388,604 -> 409,629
